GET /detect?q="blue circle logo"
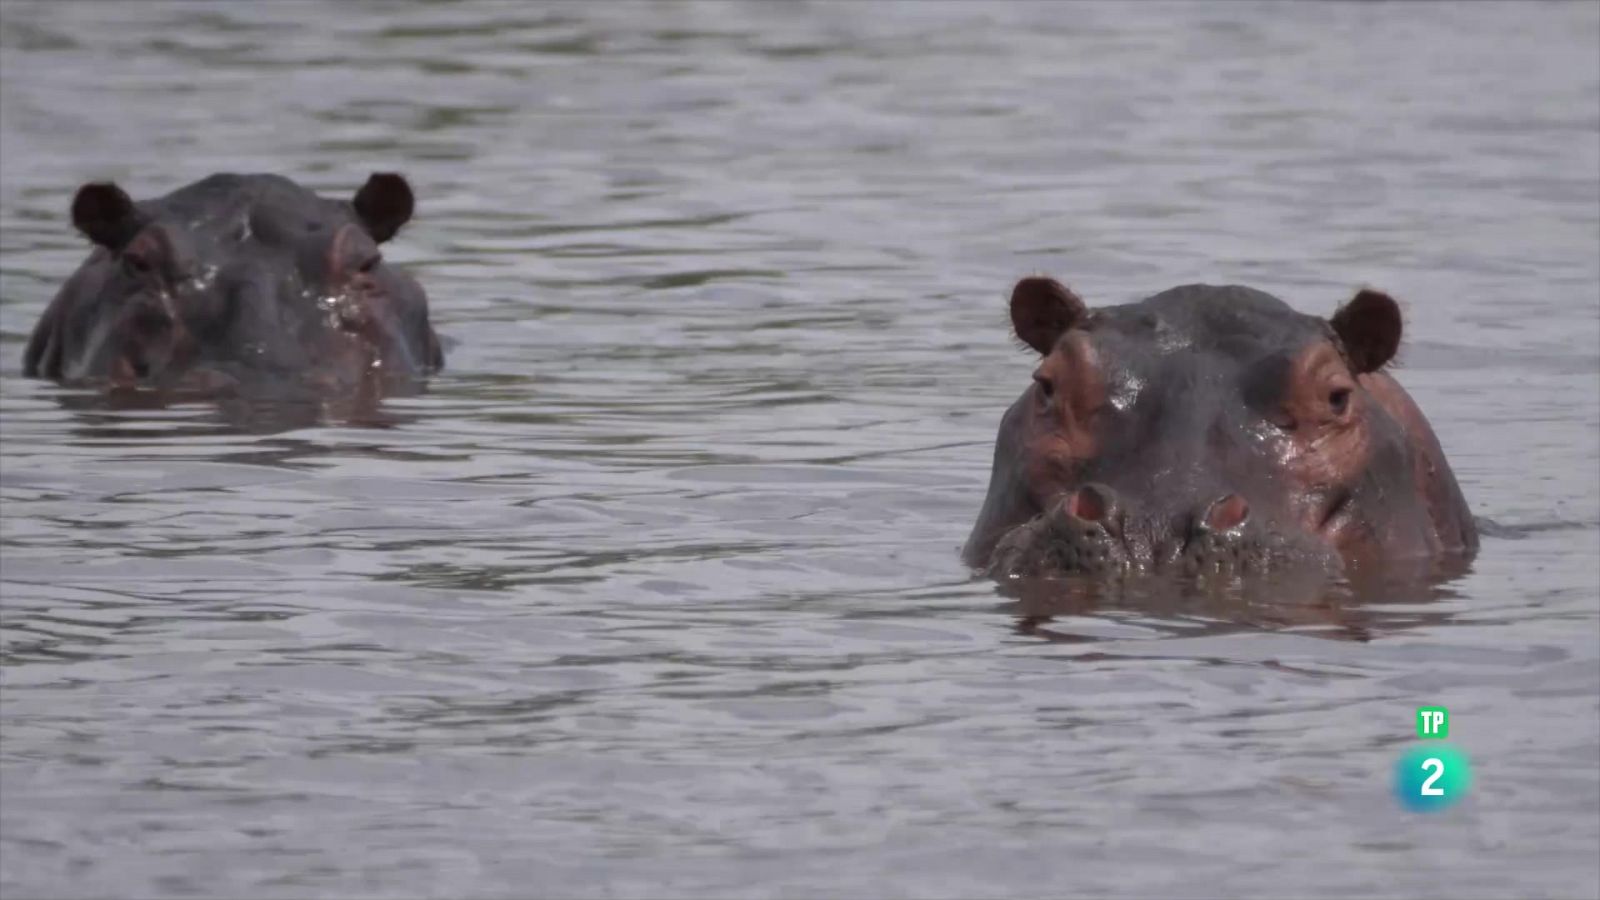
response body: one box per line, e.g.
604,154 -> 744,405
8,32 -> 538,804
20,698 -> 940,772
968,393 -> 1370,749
1393,745 -> 1471,812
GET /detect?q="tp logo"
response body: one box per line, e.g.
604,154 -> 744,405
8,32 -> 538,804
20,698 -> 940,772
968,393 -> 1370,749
1394,706 -> 1471,812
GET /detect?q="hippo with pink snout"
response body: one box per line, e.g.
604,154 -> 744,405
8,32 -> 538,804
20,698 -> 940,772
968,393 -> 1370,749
965,277 -> 1477,579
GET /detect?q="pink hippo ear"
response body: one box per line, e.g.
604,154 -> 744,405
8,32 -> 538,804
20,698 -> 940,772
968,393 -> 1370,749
352,173 -> 414,243
71,182 -> 146,252
1331,288 -> 1402,374
1010,276 -> 1087,355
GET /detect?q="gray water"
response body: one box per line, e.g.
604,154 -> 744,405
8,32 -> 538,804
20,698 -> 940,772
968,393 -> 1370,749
1,2 -> 1597,898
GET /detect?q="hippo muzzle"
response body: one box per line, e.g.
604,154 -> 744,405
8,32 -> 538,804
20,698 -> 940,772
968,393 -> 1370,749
986,482 -> 1344,579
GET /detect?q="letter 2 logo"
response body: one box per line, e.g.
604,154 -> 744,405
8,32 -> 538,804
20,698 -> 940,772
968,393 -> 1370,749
1395,707 -> 1471,811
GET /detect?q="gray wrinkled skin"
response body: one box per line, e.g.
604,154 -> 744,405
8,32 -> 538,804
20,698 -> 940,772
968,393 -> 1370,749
966,285 -> 1472,579
986,491 -> 1342,581
23,173 -> 442,407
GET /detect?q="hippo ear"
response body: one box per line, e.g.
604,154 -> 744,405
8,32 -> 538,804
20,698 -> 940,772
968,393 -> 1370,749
1331,288 -> 1402,374
1010,276 -> 1086,355
71,182 -> 145,252
352,173 -> 414,243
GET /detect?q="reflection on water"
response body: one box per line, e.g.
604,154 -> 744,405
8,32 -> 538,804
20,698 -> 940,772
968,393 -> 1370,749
1001,555 -> 1476,645
2,2 -> 1598,898
36,382 -> 423,437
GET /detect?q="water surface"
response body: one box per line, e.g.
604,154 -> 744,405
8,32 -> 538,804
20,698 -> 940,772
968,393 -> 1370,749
2,2 -> 1597,897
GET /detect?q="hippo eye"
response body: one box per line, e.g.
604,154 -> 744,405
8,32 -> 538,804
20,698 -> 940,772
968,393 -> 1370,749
356,253 -> 383,274
1032,372 -> 1055,400
1328,388 -> 1351,415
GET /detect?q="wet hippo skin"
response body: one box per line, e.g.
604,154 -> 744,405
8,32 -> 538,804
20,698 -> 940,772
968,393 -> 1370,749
23,172 -> 442,399
965,277 -> 1477,578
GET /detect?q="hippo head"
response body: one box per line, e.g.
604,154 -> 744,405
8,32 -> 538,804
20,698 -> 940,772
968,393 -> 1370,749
965,278 -> 1476,580
24,173 -> 442,397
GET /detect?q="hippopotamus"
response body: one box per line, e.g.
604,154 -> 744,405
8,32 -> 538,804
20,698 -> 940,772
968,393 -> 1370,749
22,172 -> 442,397
964,277 -> 1477,579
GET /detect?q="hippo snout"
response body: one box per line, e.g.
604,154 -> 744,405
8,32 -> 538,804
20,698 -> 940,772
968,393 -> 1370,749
989,484 -> 1130,577
985,483 -> 1329,579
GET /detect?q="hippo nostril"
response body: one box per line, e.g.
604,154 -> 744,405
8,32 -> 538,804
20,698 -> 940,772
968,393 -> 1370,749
1202,493 -> 1250,532
1067,483 -> 1117,524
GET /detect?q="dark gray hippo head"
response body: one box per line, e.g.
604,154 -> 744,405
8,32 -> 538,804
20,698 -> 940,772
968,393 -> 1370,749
965,277 -> 1477,580
23,172 -> 442,398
